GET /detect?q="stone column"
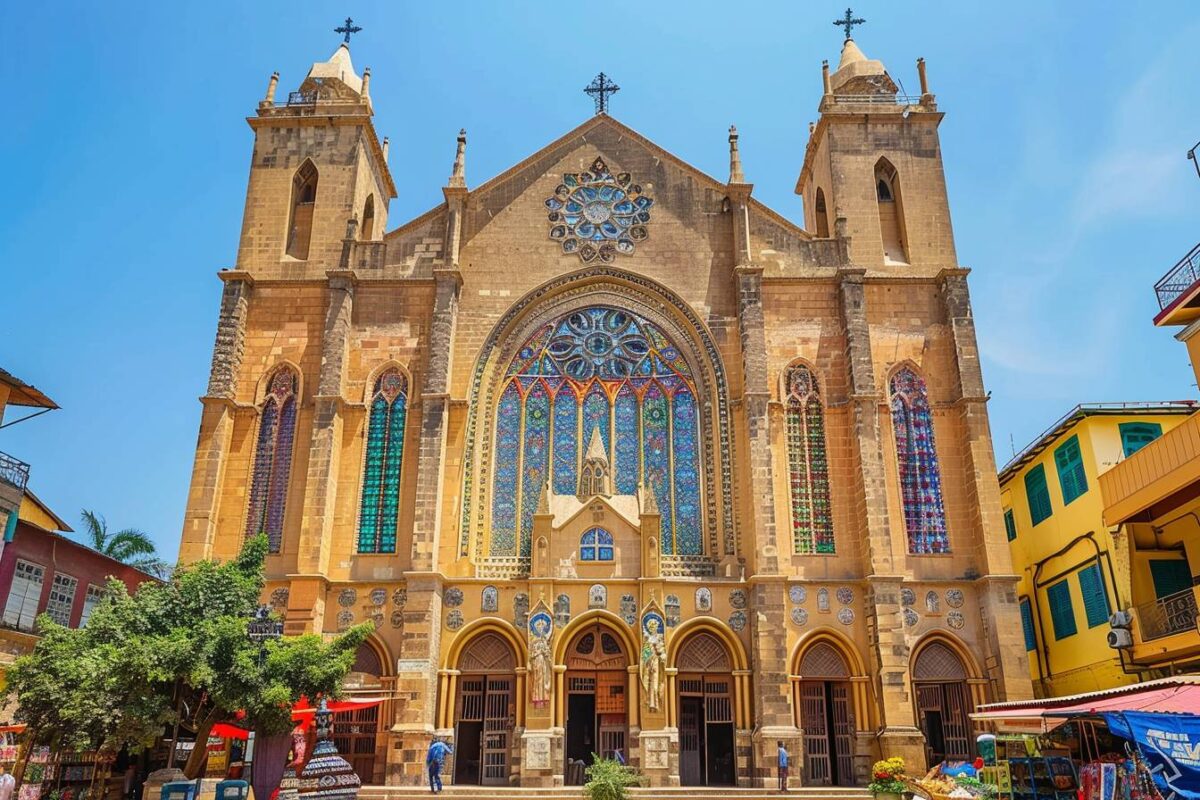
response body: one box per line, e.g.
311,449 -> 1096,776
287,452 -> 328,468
180,271 -> 251,564
386,574 -> 445,785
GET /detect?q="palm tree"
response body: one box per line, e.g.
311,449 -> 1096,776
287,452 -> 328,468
79,510 -> 171,579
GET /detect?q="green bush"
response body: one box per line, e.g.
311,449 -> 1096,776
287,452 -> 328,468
583,754 -> 642,800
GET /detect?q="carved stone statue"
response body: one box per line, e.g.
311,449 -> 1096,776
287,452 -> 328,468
640,617 -> 667,711
529,634 -> 552,706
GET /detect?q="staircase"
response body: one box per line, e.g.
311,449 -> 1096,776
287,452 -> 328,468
361,786 -> 872,800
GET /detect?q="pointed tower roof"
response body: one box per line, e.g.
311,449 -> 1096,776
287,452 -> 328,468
829,38 -> 897,95
536,481 -> 551,515
301,43 -> 364,96
639,480 -> 659,516
585,427 -> 607,463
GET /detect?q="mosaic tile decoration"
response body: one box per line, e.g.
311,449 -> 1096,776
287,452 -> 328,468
270,587 -> 290,610
514,592 -> 530,629
836,586 -> 853,606
554,593 -> 571,628
903,608 -> 919,627
482,585 -> 499,613
620,593 -> 636,625
246,368 -> 298,552
446,610 -> 464,631
817,588 -> 830,613
336,610 -> 353,631
729,589 -> 747,609
946,588 -> 964,608
947,610 -> 965,629
369,588 -> 386,606
728,610 -> 746,632
665,594 -> 681,627
791,607 -> 808,626
357,370 -> 407,554
695,587 -> 712,612
790,585 -> 807,605
901,587 -> 916,607
392,588 -> 407,608
890,367 -> 949,554
837,607 -> 855,625
390,610 -> 403,628
337,589 -> 356,608
444,587 -> 464,608
545,157 -> 653,263
785,365 -> 834,554
925,591 -> 940,613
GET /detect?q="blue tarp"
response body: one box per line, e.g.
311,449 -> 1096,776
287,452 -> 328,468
1104,711 -> 1200,800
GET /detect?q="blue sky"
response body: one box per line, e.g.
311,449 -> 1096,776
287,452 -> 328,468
2,2 -> 1198,562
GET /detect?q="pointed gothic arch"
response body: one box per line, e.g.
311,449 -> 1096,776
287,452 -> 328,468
245,364 -> 300,552
814,187 -> 830,238
361,194 -> 376,240
286,159 -> 319,260
874,157 -> 908,264
910,632 -> 983,768
791,630 -> 869,787
356,365 -> 410,554
888,362 -> 948,554
782,360 -> 834,554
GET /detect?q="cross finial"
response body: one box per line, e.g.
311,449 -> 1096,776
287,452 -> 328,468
584,72 -> 620,115
833,8 -> 865,40
335,16 -> 362,45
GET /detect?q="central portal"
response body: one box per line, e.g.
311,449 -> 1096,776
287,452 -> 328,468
564,622 -> 629,784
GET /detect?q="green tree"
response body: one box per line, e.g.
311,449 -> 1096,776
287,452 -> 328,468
4,534 -> 371,777
78,509 -> 171,578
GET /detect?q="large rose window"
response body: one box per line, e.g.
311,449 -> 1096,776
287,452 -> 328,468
545,157 -> 654,263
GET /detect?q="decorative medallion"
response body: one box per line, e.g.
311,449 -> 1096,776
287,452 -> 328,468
946,588 -> 965,609
514,592 -> 530,629
729,589 -> 747,609
925,591 -> 940,614
789,585 -> 807,605
620,593 -> 637,625
444,587 -> 464,608
392,588 -> 407,608
554,593 -> 571,628
817,588 -> 830,613
390,610 -> 404,628
482,585 -> 499,613
270,587 -> 290,610
546,157 -> 653,263
836,586 -> 854,606
370,609 -> 384,629
903,608 -> 919,628
369,588 -> 386,606
336,610 -> 353,630
665,595 -> 681,628
529,610 -> 553,639
337,589 -> 356,608
901,587 -> 916,607
791,607 -> 809,626
837,607 -> 855,625
728,610 -> 747,632
446,610 -> 464,631
695,587 -> 712,613
589,584 -> 607,609
642,611 -> 666,637
947,610 -> 965,630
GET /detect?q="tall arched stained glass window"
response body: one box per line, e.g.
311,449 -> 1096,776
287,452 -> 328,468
785,365 -> 833,554
490,306 -> 702,557
890,366 -> 948,554
357,369 -> 408,554
246,368 -> 298,552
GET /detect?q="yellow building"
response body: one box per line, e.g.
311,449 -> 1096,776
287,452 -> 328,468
998,403 -> 1196,697
1098,241 -> 1200,675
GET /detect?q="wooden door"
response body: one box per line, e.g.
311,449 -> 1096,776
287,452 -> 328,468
680,690 -> 702,786
830,682 -> 855,786
915,682 -> 946,766
800,681 -> 831,785
481,677 -> 512,785
331,704 -> 379,784
940,683 -> 971,761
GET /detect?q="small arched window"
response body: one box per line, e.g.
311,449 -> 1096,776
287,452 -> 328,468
876,179 -> 894,202
874,159 -> 908,263
890,366 -> 948,553
357,369 -> 408,554
785,364 -> 834,554
285,161 -> 319,260
361,194 -> 375,241
246,367 -> 299,552
579,527 -> 614,561
814,188 -> 830,238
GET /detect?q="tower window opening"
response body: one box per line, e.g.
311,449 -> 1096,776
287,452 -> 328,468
874,159 -> 908,264
361,194 -> 375,241
814,188 -> 830,238
286,160 -> 319,260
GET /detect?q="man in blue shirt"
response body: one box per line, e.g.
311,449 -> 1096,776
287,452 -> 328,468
426,738 -> 453,794
777,740 -> 789,792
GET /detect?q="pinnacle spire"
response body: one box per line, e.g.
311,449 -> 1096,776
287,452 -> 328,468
640,479 -> 659,515
586,427 -> 607,462
728,125 -> 745,184
536,480 -> 550,515
448,129 -> 467,188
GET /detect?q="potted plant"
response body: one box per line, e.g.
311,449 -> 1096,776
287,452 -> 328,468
583,754 -> 642,800
869,757 -> 908,800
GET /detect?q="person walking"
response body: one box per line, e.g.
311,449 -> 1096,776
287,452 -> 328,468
777,740 -> 789,792
426,737 -> 453,794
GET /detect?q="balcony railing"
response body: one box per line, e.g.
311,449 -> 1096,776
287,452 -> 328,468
0,451 -> 30,493
1154,241 -> 1200,311
1137,587 -> 1199,641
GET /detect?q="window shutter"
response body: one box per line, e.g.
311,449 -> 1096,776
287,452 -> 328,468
3,561 -> 45,632
1046,579 -> 1077,640
1077,564 -> 1110,628
1149,559 -> 1193,600
1019,597 -> 1037,651
1119,422 -> 1162,457
1004,509 -> 1017,541
1054,436 -> 1088,505
1025,465 -> 1053,526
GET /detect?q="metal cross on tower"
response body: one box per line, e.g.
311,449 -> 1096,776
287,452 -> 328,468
584,72 -> 620,115
833,8 -> 865,40
335,16 -> 362,44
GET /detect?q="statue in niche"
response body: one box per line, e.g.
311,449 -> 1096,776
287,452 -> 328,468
640,614 -> 667,711
925,590 -> 940,614
528,611 -> 553,706
534,536 -> 549,576
557,553 -> 578,579
481,585 -> 498,613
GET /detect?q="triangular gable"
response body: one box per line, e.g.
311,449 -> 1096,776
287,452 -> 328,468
547,489 -> 641,532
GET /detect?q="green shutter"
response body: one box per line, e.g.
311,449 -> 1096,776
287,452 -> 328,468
1019,597 -> 1037,651
1120,422 -> 1162,457
1077,564 -> 1110,628
1046,579 -> 1077,640
1004,509 -> 1017,541
1054,435 -> 1089,505
1149,559 -> 1193,600
1025,464 -> 1053,526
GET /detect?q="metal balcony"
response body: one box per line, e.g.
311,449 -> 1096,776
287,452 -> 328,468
1137,587 -> 1199,641
1154,241 -> 1200,312
0,451 -> 29,493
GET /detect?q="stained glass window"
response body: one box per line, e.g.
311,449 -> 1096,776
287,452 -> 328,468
246,368 -> 299,552
357,369 -> 408,554
580,528 -> 614,561
784,365 -> 833,554
545,157 -> 653,263
889,366 -> 948,554
490,306 -> 702,556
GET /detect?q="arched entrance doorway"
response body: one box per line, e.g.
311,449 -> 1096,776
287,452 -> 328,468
454,632 -> 517,785
796,641 -> 855,787
675,632 -> 735,786
912,641 -> 972,768
332,640 -> 388,784
564,622 -> 629,783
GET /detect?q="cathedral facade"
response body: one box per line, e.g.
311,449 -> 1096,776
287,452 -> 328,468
179,32 -> 1032,789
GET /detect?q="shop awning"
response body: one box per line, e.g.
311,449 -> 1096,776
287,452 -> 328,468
209,697 -> 387,740
972,676 -> 1200,727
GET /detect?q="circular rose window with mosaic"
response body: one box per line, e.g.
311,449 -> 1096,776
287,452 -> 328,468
545,157 -> 654,263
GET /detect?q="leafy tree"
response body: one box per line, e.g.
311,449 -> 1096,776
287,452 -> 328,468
78,509 -> 171,578
4,534 -> 371,777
